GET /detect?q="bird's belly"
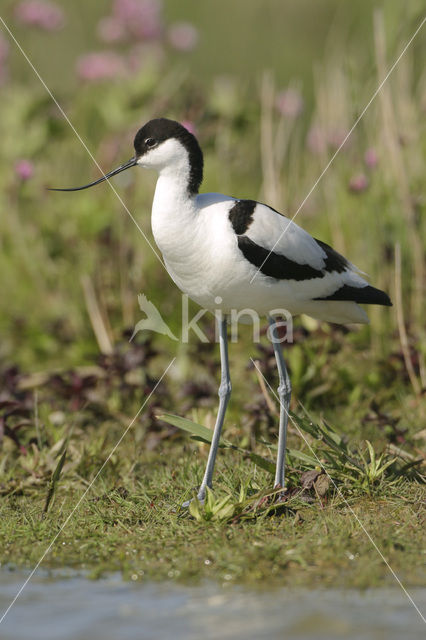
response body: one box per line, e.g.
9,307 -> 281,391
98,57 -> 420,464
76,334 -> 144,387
162,245 -> 305,317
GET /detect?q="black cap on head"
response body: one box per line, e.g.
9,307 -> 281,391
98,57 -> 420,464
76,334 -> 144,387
134,118 -> 203,195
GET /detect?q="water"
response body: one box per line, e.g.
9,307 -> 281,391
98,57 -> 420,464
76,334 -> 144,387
0,570 -> 424,640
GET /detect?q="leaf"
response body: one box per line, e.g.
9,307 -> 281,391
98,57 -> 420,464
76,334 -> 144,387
289,411 -> 317,437
287,448 -> 320,467
205,487 -> 216,512
160,413 -> 238,450
159,413 -> 218,443
212,494 -> 232,514
190,435 -> 214,445
188,498 -> 202,521
43,448 -> 67,515
214,502 -> 235,521
374,456 -> 398,477
247,452 -> 275,474
366,440 -> 376,467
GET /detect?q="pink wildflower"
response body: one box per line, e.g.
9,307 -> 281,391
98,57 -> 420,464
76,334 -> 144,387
307,126 -> 327,155
168,22 -> 198,52
76,52 -> 127,82
181,120 -> 196,135
276,88 -> 303,118
15,159 -> 34,181
97,17 -> 126,43
348,173 -> 369,193
364,148 -> 378,169
327,128 -> 349,150
14,1 -> 65,31
112,0 -> 163,40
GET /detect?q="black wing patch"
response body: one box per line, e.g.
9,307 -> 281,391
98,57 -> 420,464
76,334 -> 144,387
233,199 -> 352,279
315,284 -> 392,306
314,239 -> 349,273
237,236 -> 323,281
229,200 -> 256,234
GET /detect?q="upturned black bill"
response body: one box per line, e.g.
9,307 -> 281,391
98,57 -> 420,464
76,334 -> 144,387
48,157 -> 138,191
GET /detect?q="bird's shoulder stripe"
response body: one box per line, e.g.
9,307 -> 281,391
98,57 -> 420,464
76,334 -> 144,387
228,199 -> 257,234
237,235 -> 323,281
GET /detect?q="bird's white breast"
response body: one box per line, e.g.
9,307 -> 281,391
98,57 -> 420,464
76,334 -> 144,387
151,185 -> 240,309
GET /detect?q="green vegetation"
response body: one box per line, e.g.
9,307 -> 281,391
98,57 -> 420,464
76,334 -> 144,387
1,324 -> 424,586
0,409 -> 424,586
0,1 -> 425,587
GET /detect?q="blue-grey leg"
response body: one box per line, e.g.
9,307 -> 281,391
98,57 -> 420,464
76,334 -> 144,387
186,316 -> 231,504
268,316 -> 291,488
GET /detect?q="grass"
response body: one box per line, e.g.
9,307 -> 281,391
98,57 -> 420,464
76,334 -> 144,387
0,2 -> 425,590
0,450 -> 424,588
0,328 -> 424,587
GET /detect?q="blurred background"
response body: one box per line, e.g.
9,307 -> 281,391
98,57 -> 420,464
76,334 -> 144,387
0,0 -> 425,421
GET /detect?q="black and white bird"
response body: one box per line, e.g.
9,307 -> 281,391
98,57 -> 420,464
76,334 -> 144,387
51,118 -> 392,502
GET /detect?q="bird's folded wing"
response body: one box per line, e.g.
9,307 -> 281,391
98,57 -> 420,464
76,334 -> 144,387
242,202 -> 358,275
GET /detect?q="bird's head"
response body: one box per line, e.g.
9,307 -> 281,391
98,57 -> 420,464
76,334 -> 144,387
49,118 -> 203,195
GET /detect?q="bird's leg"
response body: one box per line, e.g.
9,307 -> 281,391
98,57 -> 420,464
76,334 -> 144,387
268,316 -> 291,489
194,316 -> 231,503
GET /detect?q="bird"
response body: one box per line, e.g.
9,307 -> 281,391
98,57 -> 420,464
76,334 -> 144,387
50,117 -> 392,503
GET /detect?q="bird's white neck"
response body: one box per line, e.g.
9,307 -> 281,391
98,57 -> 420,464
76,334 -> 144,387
151,169 -> 198,255
153,167 -> 196,213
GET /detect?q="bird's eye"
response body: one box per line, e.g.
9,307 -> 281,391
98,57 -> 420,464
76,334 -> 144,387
145,138 -> 156,148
